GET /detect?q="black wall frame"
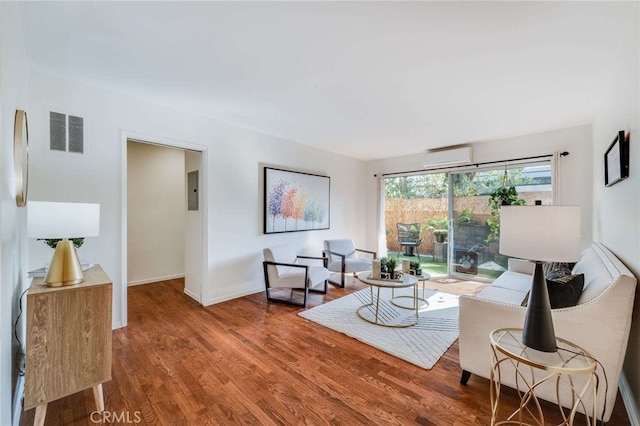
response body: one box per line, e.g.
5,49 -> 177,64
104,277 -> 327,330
604,130 -> 629,187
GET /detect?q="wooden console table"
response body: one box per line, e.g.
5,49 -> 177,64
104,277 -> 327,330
25,265 -> 112,426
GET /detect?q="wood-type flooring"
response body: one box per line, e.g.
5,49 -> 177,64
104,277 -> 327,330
21,275 -> 631,425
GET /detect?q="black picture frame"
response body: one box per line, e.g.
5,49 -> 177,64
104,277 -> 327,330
264,167 -> 330,234
604,130 -> 629,187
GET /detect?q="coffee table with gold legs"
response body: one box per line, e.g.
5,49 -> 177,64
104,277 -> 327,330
390,271 -> 431,310
355,271 -> 420,328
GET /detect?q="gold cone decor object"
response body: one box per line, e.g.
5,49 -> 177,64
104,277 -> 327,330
44,239 -> 84,287
27,201 -> 100,287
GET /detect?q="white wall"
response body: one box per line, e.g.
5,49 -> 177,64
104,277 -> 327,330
591,3 -> 640,416
364,125 -> 594,252
127,141 -> 185,285
25,70 -> 367,328
206,144 -> 368,305
0,2 -> 29,424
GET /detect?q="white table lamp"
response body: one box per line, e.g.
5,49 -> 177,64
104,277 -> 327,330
499,205 -> 581,352
27,201 -> 100,287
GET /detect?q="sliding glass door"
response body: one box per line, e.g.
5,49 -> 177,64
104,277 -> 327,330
384,162 -> 552,281
384,173 -> 449,276
449,163 -> 552,280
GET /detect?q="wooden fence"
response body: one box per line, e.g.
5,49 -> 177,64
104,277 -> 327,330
385,192 -> 550,253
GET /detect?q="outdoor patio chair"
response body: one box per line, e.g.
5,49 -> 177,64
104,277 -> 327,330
397,223 -> 422,258
263,245 -> 329,307
323,239 -> 377,288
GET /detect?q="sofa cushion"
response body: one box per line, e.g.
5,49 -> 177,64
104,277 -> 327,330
328,258 -> 372,273
323,239 -> 357,264
573,245 -> 616,303
477,285 -> 530,305
507,258 -> 535,275
544,262 -> 572,279
547,274 -> 584,308
263,245 -> 298,276
490,271 -> 534,293
273,265 -> 330,289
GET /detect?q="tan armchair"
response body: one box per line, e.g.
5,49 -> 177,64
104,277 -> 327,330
263,245 -> 330,307
323,239 -> 377,288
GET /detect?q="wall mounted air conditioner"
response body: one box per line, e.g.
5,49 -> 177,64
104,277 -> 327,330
424,146 -> 472,169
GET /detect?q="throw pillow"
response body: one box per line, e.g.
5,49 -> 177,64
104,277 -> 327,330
521,274 -> 585,309
547,274 -> 584,308
544,262 -> 572,279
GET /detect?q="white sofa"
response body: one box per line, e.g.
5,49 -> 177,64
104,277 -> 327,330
459,242 -> 637,422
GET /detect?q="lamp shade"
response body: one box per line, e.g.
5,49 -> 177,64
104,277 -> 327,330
499,206 -> 581,262
27,201 -> 100,239
500,205 -> 581,352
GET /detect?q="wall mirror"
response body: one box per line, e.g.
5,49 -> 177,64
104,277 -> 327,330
14,109 -> 29,207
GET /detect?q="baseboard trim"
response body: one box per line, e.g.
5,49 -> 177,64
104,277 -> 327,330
127,273 -> 185,287
12,375 -> 24,426
620,372 -> 640,426
202,287 -> 263,306
183,287 -> 201,304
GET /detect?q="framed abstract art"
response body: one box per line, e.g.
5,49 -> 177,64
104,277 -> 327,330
264,167 -> 330,234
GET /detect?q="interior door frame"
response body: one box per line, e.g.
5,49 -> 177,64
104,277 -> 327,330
120,130 -> 208,328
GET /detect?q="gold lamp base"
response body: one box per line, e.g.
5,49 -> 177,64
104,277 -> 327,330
44,239 -> 84,287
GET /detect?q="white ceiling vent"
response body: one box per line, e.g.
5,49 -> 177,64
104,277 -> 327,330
424,146 -> 472,169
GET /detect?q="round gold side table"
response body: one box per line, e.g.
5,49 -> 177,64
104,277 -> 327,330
489,328 -> 598,425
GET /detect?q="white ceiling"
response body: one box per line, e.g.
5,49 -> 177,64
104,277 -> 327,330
18,1 -> 638,161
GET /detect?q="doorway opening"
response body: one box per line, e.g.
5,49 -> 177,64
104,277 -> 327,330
121,133 -> 207,327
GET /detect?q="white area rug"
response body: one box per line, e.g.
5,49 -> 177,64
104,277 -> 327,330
298,288 -> 459,370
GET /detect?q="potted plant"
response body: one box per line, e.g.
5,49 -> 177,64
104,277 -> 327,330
380,257 -> 398,280
39,238 -> 84,249
425,217 -> 449,243
387,257 -> 399,279
379,257 -> 389,278
486,186 -> 525,245
456,208 -> 475,226
488,186 -> 525,210
409,260 -> 422,276
433,229 -> 448,243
